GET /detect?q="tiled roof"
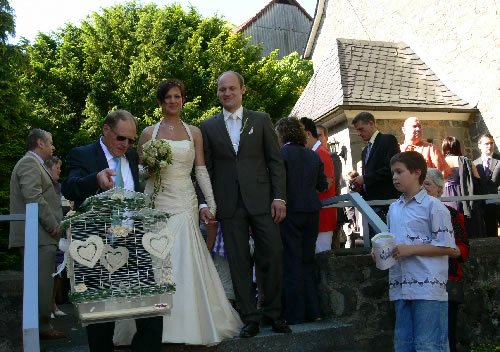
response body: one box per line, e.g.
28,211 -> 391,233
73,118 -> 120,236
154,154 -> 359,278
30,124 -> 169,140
292,38 -> 475,119
234,0 -> 313,33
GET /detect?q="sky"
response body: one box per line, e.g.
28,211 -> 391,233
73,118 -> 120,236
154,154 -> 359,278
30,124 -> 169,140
9,0 -> 317,43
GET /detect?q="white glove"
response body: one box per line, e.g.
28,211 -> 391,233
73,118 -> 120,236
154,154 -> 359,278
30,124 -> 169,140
195,166 -> 216,217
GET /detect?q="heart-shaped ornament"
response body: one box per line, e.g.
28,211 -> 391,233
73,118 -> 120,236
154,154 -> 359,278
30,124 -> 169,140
99,245 -> 129,273
142,227 -> 175,260
69,235 -> 104,268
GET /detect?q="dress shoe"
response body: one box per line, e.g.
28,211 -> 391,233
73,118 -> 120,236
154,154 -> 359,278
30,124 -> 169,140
53,308 -> 67,317
39,329 -> 66,340
239,322 -> 260,338
271,319 -> 292,334
260,315 -> 273,326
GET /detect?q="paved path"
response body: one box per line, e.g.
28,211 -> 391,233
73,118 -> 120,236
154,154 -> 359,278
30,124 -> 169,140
41,304 -> 359,352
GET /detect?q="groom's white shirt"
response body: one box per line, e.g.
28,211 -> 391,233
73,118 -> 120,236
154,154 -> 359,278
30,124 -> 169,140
223,106 -> 244,153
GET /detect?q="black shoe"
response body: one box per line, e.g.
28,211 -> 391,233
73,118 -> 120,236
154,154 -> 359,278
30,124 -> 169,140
240,322 -> 260,338
271,319 -> 292,334
260,315 -> 273,326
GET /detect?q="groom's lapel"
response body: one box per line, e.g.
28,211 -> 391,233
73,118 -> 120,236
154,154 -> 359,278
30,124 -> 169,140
214,112 -> 236,155
237,109 -> 253,154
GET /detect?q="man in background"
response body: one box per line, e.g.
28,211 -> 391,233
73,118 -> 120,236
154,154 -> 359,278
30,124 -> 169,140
474,133 -> 499,237
400,116 -> 451,178
317,125 -> 345,248
351,112 -> 400,236
9,129 -> 65,339
301,117 -> 337,252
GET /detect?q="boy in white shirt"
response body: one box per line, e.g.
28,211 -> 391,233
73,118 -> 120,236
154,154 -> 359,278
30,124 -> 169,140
387,151 -> 457,352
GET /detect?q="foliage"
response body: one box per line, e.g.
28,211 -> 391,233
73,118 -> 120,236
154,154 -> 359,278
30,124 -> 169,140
0,0 -> 15,42
22,1 -> 313,152
0,0 -> 313,269
470,345 -> 499,352
0,0 -> 30,269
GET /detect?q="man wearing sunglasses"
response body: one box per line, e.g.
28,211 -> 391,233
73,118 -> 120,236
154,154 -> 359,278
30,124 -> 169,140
62,109 -> 140,209
61,110 -> 163,352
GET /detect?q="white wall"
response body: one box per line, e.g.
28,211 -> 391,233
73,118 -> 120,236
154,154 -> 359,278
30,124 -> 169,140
310,0 -> 499,142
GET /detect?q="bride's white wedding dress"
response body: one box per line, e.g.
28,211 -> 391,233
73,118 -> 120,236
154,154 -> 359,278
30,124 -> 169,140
113,122 -> 242,346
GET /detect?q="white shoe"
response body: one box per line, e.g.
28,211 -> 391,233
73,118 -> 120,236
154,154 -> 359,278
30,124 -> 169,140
53,309 -> 66,317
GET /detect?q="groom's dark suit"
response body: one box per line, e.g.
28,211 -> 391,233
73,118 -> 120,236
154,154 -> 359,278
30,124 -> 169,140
200,108 -> 286,324
62,140 -> 162,352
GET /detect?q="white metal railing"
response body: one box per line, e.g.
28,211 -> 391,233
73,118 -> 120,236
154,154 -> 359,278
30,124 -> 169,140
322,193 -> 500,247
0,203 -> 40,351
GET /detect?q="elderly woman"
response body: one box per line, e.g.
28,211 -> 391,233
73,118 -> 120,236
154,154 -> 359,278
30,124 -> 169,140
423,168 -> 470,352
274,117 -> 328,325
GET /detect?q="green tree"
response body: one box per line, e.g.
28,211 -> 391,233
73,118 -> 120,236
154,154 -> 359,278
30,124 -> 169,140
0,0 -> 29,269
22,1 -> 312,155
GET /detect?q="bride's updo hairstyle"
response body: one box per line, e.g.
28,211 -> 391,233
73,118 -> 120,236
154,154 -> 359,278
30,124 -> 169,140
156,79 -> 186,104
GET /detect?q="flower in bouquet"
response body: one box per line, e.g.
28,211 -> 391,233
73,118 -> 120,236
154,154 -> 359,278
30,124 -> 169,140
141,139 -> 173,206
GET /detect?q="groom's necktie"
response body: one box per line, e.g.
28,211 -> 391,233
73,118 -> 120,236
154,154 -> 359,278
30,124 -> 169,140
113,156 -> 124,188
227,114 -> 241,153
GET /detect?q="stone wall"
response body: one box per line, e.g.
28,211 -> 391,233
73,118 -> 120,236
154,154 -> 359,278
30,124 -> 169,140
316,238 -> 500,350
2,238 -> 498,351
0,271 -> 22,352
311,0 -> 499,144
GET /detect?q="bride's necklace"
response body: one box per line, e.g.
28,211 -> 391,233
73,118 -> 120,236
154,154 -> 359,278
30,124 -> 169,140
161,119 -> 181,132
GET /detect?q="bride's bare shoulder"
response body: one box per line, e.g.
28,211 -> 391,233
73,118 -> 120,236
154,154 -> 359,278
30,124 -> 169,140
141,125 -> 155,138
188,125 -> 201,135
138,125 -> 156,147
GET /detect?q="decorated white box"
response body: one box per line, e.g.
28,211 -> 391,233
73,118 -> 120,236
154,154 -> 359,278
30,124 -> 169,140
60,189 -> 175,325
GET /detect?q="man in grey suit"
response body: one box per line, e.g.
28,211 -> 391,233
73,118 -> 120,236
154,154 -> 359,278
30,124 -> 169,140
9,129 -> 65,339
474,133 -> 500,237
200,71 -> 290,337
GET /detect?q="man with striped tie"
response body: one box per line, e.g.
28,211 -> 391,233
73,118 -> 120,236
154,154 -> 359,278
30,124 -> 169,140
474,133 -> 500,237
61,110 -> 163,352
351,112 -> 401,237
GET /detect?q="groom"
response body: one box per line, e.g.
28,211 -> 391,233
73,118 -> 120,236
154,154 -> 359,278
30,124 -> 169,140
62,110 -> 163,352
200,71 -> 290,337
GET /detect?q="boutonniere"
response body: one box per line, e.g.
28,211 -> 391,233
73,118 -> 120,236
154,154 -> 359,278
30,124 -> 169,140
240,119 -> 252,135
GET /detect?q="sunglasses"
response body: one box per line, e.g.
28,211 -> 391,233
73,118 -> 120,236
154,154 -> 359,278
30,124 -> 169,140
110,128 -> 136,144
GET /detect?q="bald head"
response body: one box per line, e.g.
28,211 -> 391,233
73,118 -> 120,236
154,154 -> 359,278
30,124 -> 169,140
217,71 -> 246,113
402,116 -> 423,144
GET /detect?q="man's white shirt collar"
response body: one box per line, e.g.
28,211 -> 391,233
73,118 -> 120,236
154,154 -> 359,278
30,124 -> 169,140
223,106 -> 243,122
482,154 -> 492,162
100,137 -> 119,164
28,150 -> 45,165
99,138 -> 134,191
369,130 -> 380,145
311,140 -> 321,152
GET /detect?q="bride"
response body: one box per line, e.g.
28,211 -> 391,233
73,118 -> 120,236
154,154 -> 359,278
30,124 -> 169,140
114,79 -> 242,346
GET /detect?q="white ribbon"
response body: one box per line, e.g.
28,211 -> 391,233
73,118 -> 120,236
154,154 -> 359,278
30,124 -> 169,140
52,238 -> 70,277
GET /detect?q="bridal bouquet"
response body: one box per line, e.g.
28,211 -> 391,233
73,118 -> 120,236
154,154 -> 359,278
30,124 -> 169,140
141,139 -> 173,206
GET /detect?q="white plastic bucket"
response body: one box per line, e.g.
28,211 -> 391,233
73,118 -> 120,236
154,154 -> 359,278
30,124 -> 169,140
371,232 -> 397,270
